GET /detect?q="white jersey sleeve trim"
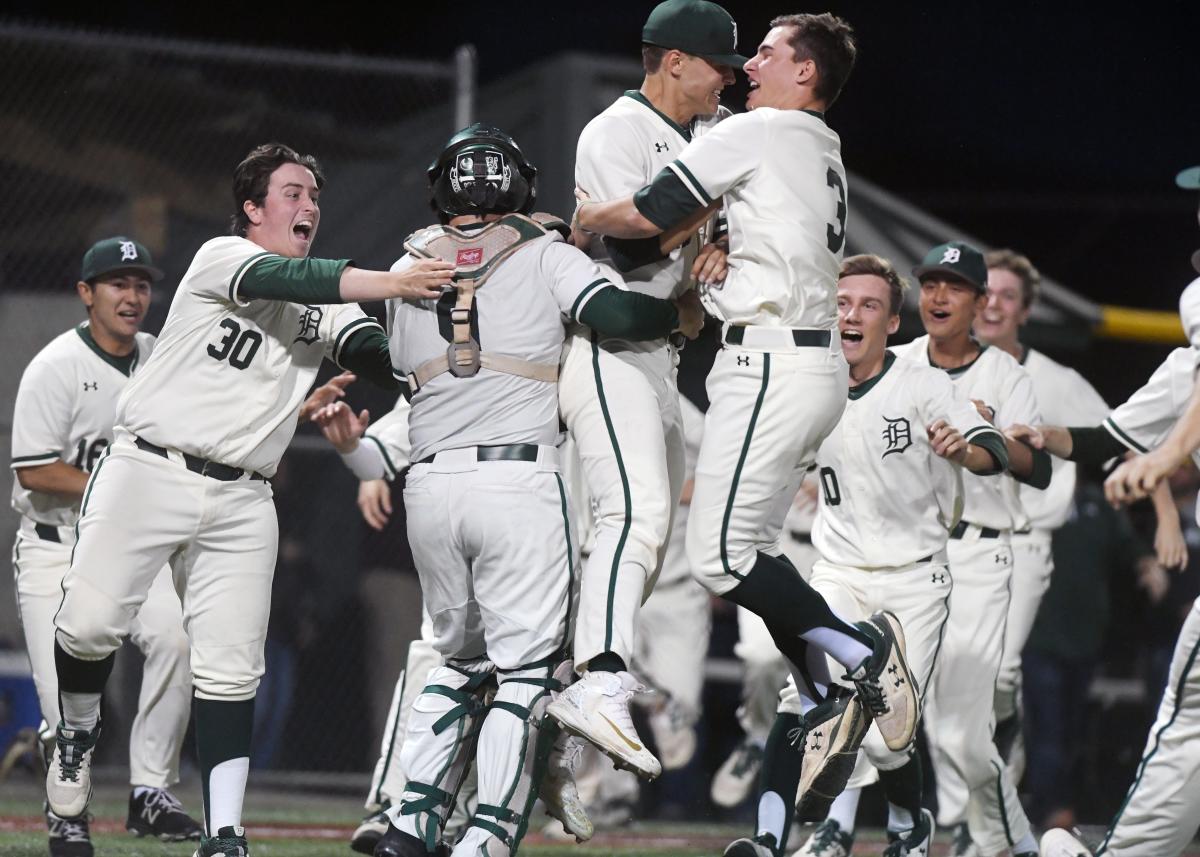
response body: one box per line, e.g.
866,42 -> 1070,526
228,251 -> 277,307
11,451 -> 61,469
332,317 -> 385,365
1102,416 -> 1148,454
569,277 -> 614,321
667,161 -> 713,206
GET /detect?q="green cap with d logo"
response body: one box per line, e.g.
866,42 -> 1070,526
912,241 -> 988,293
80,236 -> 163,284
642,0 -> 747,67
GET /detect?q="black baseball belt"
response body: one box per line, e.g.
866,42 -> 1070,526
950,520 -> 1001,540
135,436 -> 268,482
417,443 -> 540,466
35,523 -> 65,543
724,327 -> 832,347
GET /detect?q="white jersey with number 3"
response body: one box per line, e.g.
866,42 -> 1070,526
812,352 -> 1002,568
666,107 -> 847,329
892,336 -> 1040,532
116,236 -> 380,477
11,325 -> 155,527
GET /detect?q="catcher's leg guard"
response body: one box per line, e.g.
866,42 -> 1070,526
394,660 -> 495,852
453,656 -> 563,856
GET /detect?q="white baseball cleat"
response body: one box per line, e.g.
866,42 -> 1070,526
547,670 -> 662,780
538,734 -> 594,842
846,611 -> 919,751
45,723 -> 100,820
711,736 -> 765,808
1039,828 -> 1093,856
793,689 -> 870,823
791,817 -> 854,856
646,698 -> 697,771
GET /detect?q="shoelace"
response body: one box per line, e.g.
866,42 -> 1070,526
731,741 -> 764,776
56,734 -> 93,783
48,813 -> 91,843
785,725 -> 808,751
853,676 -> 890,717
558,736 -> 585,774
143,788 -> 185,813
809,821 -> 848,855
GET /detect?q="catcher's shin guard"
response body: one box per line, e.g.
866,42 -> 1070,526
395,660 -> 495,851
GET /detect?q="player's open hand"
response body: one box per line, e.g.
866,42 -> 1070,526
357,479 -> 392,531
313,401 -> 370,454
393,258 -> 456,300
1004,423 -> 1044,449
298,371 -> 355,423
673,289 -> 705,339
928,419 -> 969,463
692,243 -> 729,285
1106,450 -> 1175,507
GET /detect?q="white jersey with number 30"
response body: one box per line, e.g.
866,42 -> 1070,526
812,353 -> 1002,568
667,107 -> 847,329
116,236 -> 380,477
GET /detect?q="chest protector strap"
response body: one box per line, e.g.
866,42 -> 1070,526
403,213 -> 569,392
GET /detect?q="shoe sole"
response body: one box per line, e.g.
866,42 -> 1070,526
546,701 -> 662,780
126,823 -> 201,842
350,830 -> 384,854
795,699 -> 870,823
722,839 -> 772,857
866,611 -> 919,751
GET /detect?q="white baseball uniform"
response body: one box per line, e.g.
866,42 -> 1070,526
563,93 -> 726,671
55,235 -> 380,702
997,350 -> 1109,716
778,352 -> 1002,781
11,323 -> 191,788
387,224 -> 612,855
1087,344 -> 1200,856
891,336 -> 1038,856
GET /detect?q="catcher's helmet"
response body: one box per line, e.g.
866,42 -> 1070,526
428,123 -> 537,221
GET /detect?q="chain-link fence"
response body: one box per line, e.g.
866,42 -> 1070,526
0,21 -> 470,781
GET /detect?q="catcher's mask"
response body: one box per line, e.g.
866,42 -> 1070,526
428,123 -> 537,222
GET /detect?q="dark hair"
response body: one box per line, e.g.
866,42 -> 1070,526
840,253 -> 909,315
230,143 -> 324,237
770,13 -> 857,107
641,43 -> 668,75
984,248 -> 1041,309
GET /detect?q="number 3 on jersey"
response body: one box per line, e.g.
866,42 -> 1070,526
826,168 -> 847,254
207,318 -> 263,370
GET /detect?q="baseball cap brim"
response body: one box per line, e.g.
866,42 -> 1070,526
1177,166 -> 1200,190
912,263 -> 985,291
88,263 -> 164,283
698,51 -> 749,66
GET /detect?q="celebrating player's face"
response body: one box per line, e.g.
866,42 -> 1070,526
243,162 -> 321,259
80,273 -> 151,344
837,274 -> 898,371
975,268 -> 1028,347
678,54 -> 735,118
918,276 -> 986,342
743,26 -> 805,110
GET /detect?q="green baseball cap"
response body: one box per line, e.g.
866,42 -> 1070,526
1177,166 -> 1200,190
80,236 -> 163,284
912,241 -> 988,293
642,0 -> 747,67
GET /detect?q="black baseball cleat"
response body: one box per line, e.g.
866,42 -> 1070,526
373,823 -> 450,857
126,787 -> 203,840
46,807 -> 93,857
845,611 -> 919,751
793,687 -> 870,823
194,825 -> 250,856
351,804 -> 391,854
882,808 -> 936,856
723,832 -> 780,857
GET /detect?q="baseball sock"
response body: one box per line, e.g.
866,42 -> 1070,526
726,552 -> 872,669
194,696 -> 254,835
587,652 -> 626,674
754,711 -> 804,850
54,640 -> 114,731
827,786 -> 861,833
880,755 -> 922,832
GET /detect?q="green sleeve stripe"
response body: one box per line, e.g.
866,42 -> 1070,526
963,425 -> 999,441
229,252 -> 274,304
569,279 -> 610,320
634,167 -> 707,231
12,452 -> 60,465
365,434 -> 398,480
334,318 -> 383,364
1103,417 -> 1148,453
671,160 -> 713,204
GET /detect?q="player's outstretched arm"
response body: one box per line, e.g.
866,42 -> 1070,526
14,460 -> 89,499
338,259 -> 455,302
574,286 -> 704,341
574,191 -> 661,239
238,257 -> 454,304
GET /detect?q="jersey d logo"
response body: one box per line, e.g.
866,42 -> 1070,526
457,248 -> 483,267
881,416 -> 912,458
295,305 -> 324,345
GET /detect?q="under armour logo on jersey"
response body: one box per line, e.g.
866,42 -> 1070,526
654,141 -> 669,153
940,247 -> 961,264
881,416 -> 912,457
119,240 -> 138,261
83,381 -> 98,391
295,305 -> 323,345
932,571 -> 946,584
737,355 -> 750,366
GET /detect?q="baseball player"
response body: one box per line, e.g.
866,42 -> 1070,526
356,123 -> 701,857
889,241 -> 1050,857
972,249 -> 1117,779
1016,165 -> 1200,857
549,0 -> 739,779
44,143 -> 457,857
575,19 -> 923,852
11,237 -> 202,855
745,254 -> 1008,857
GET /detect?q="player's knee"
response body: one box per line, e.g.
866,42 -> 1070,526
144,627 -> 192,674
54,605 -> 125,661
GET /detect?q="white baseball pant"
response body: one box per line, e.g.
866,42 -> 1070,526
996,529 -> 1054,716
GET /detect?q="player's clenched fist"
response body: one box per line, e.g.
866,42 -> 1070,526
673,289 -> 705,339
1105,450 -> 1176,507
927,418 -> 969,463
312,401 -> 370,454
